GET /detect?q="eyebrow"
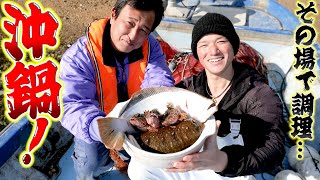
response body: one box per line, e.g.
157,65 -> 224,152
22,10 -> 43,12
128,17 -> 151,32
198,36 -> 227,44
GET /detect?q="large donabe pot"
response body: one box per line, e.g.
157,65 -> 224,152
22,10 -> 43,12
120,87 -> 217,168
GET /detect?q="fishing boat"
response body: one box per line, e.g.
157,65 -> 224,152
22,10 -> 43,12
1,0 -> 319,179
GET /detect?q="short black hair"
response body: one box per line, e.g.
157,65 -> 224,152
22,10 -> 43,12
113,0 -> 164,32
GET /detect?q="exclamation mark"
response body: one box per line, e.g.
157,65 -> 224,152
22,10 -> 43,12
20,117 -> 50,168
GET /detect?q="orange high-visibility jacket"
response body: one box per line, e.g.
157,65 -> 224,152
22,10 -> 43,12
86,18 -> 150,114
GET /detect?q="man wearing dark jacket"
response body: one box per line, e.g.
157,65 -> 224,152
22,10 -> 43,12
128,13 -> 286,180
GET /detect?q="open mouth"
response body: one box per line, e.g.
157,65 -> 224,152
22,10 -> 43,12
208,57 -> 223,62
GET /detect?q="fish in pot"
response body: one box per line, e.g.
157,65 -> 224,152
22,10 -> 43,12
97,86 -> 217,168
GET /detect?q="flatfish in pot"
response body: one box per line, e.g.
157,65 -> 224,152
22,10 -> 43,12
138,119 -> 205,154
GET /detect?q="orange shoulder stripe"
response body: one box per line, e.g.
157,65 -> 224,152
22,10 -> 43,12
86,18 -> 149,114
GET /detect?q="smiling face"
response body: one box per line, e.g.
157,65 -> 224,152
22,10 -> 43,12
196,33 -> 235,77
110,4 -> 155,53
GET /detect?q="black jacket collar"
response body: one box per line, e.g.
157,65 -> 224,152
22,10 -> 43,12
191,61 -> 265,109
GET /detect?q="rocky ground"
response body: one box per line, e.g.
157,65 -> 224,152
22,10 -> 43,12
0,1 -> 319,131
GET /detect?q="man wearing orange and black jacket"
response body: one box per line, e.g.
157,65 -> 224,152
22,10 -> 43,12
59,0 -> 174,179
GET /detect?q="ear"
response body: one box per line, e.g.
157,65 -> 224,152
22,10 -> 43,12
110,7 -> 116,24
